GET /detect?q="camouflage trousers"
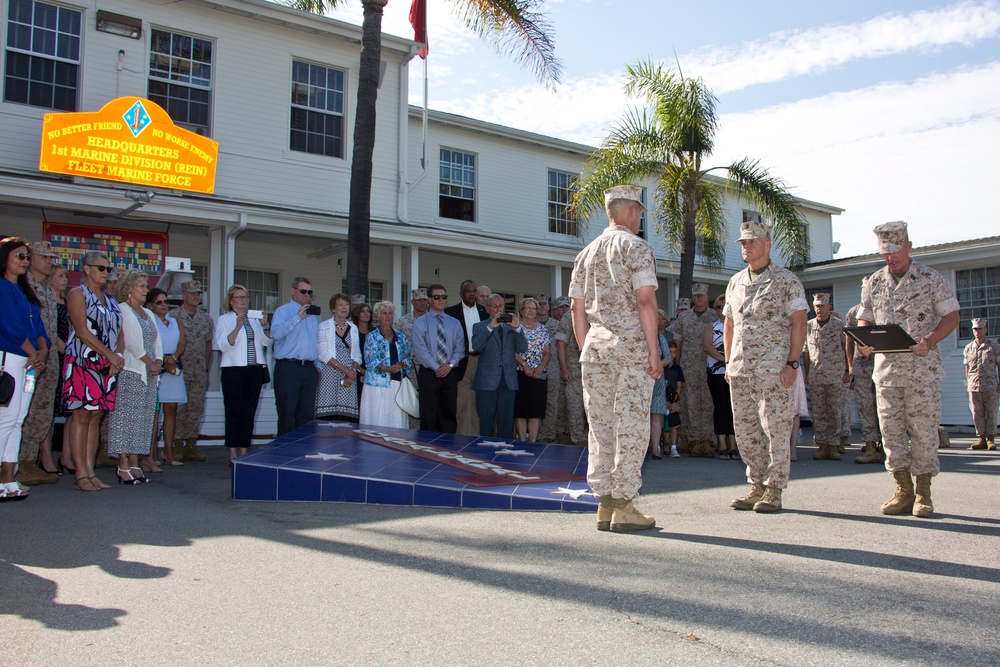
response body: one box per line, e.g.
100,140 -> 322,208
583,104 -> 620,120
537,374 -> 566,442
840,385 -> 852,438
729,374 -> 792,489
19,350 -> 60,461
810,382 -> 845,446
582,362 -> 653,500
969,388 -> 998,437
876,383 -> 941,477
853,373 -> 881,442
676,363 -> 715,442
175,371 -> 208,440
564,368 -> 588,444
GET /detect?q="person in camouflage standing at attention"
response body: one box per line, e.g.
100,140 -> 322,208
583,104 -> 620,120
858,221 -> 959,518
724,220 -> 808,514
569,185 -> 662,533
845,290 -> 884,464
803,293 -> 849,461
168,281 -> 214,461
667,282 -> 718,456
554,303 -> 587,447
964,318 -> 999,451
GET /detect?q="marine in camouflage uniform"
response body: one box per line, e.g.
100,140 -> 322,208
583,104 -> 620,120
554,310 -> 587,446
803,293 -> 849,460
169,281 -> 215,461
569,185 -> 661,532
666,283 -> 718,456
724,221 -> 808,513
538,297 -> 569,443
859,221 -> 960,517
17,241 -> 61,485
845,301 -> 883,463
964,318 -> 999,450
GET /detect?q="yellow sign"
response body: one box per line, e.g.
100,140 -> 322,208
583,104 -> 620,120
39,97 -> 219,194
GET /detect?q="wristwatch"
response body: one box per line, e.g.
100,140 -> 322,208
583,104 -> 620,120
786,360 -> 799,369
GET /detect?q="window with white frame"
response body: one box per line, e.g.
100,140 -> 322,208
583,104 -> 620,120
234,269 -> 280,313
956,266 -> 1000,340
439,148 -> 475,221
290,60 -> 345,158
148,28 -> 213,135
743,210 -> 763,223
341,280 -> 384,304
3,0 -> 81,111
548,170 -> 578,236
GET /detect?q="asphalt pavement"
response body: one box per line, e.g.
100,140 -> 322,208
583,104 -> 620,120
3,429 -> 999,666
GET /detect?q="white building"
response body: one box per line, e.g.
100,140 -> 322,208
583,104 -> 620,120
3,0 -> 855,436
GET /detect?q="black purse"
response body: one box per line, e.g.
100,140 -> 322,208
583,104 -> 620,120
261,364 -> 271,384
0,353 -> 16,408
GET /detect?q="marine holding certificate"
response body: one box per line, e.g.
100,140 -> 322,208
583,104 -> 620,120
857,221 -> 960,518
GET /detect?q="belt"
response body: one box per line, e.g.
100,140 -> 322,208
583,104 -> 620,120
277,358 -> 314,365
467,351 -> 479,357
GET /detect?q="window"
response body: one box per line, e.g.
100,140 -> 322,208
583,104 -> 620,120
3,0 -> 81,111
548,170 -> 577,236
743,210 -> 763,224
148,28 -> 213,135
439,149 -> 475,221
341,280 -> 384,304
290,60 -> 344,158
956,266 -> 1000,340
234,269 -> 279,313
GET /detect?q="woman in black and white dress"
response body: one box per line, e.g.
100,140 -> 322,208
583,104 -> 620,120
316,293 -> 361,421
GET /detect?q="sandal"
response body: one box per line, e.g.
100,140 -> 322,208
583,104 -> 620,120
1,481 -> 30,501
130,467 -> 151,484
719,451 -> 731,460
74,476 -> 99,492
731,450 -> 742,461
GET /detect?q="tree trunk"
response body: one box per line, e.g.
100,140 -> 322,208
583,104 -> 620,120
677,180 -> 698,300
345,0 -> 387,298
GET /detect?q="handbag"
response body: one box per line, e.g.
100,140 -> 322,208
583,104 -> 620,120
261,364 -> 271,384
394,372 -> 420,418
0,353 -> 15,408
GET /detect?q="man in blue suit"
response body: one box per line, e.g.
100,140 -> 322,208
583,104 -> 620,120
472,293 -> 527,439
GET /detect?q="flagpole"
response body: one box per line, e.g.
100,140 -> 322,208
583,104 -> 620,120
421,49 -> 428,170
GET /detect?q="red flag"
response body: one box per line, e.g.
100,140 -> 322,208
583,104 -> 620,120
409,0 -> 427,59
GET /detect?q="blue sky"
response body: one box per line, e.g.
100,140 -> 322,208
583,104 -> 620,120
331,0 -> 1000,259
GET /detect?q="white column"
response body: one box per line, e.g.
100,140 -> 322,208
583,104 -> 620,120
551,265 -> 563,299
391,245 -> 403,313
409,244 -> 420,294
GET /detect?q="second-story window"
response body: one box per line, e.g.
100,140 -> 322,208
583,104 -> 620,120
548,169 -> 578,236
290,60 -> 345,158
439,148 -> 475,221
3,0 -> 81,111
148,28 -> 213,135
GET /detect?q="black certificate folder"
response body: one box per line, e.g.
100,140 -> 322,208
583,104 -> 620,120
844,325 -> 917,353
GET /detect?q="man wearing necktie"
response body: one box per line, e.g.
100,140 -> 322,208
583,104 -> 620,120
410,284 -> 465,432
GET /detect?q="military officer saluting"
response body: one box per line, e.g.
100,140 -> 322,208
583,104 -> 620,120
964,318 -> 999,450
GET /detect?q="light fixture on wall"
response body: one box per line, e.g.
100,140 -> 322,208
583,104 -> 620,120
121,190 -> 155,217
96,10 -> 142,39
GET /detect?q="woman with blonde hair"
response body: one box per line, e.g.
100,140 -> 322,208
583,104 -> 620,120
513,297 -> 550,442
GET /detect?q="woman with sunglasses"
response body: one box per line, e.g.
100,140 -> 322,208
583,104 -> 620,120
63,251 -> 124,491
147,287 -> 187,466
0,238 -> 49,500
704,295 -> 738,460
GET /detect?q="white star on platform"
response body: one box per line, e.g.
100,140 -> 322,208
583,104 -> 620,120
551,487 -> 597,500
479,441 -> 513,448
493,449 -> 533,457
305,453 -> 349,461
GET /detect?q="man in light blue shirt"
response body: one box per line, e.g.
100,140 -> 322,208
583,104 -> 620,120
411,283 -> 466,433
270,276 -> 320,436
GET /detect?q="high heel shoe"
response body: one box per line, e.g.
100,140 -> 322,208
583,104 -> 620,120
40,462 -> 62,476
117,468 -> 142,485
58,460 -> 77,475
130,467 -> 151,484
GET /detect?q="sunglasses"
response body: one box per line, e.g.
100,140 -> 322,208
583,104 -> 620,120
15,252 -> 31,261
87,264 -> 111,272
429,294 -> 448,300
297,288 -> 313,295
153,299 -> 167,305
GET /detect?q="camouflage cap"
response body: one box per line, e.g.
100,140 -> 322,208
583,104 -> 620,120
604,185 -> 646,210
534,294 -> 550,304
874,220 -> 908,254
182,280 -> 203,293
677,298 -> 691,311
812,292 -> 831,306
737,220 -> 771,241
971,318 -> 988,329
691,283 -> 709,296
28,240 -> 58,257
410,288 -> 427,300
551,296 -> 571,308
350,293 -> 367,305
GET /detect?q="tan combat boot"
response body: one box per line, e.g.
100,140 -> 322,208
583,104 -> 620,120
970,436 -> 987,450
912,474 -> 933,517
988,436 -> 997,451
875,443 -> 886,463
753,486 -> 782,513
701,440 -> 715,458
855,441 -> 877,464
676,436 -> 690,455
813,444 -> 831,460
839,435 -> 851,453
730,482 -> 766,510
610,498 -> 655,532
596,495 -> 613,532
880,470 -> 915,515
15,461 -> 58,485
828,445 -> 842,461
183,438 -> 207,462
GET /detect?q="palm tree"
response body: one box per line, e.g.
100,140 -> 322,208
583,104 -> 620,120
284,0 -> 561,297
573,59 -> 809,299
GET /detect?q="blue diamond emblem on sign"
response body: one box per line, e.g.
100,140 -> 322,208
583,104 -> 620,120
123,100 -> 152,138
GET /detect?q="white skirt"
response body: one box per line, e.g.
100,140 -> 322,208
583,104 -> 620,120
359,380 -> 408,429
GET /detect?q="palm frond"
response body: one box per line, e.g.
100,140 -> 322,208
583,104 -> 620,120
450,0 -> 562,87
279,0 -> 347,14
693,179 -> 727,268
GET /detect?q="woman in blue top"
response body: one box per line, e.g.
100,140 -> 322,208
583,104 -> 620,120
0,237 -> 50,501
360,301 -> 412,428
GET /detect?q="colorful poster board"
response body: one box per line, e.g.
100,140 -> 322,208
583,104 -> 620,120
39,97 -> 218,194
43,222 -> 167,281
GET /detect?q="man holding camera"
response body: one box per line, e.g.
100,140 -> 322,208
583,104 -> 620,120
472,293 -> 527,439
270,276 -> 320,436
